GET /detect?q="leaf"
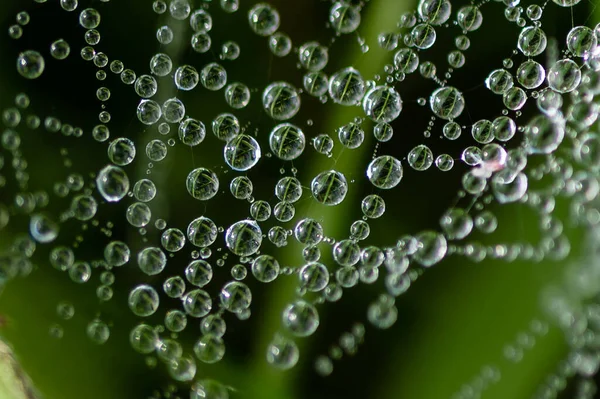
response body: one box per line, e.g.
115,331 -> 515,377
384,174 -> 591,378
0,340 -> 40,399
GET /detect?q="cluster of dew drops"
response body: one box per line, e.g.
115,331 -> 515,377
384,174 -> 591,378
3,0 -> 600,397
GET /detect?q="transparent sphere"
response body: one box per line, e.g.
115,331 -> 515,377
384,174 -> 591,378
224,134 -> 261,171
230,264 -> 247,281
517,27 -> 547,57
156,26 -> 173,44
187,217 -> 218,248
311,170 -> 348,206
185,260 -> 213,287
50,39 -> 71,60
379,32 -> 400,51
87,320 -> 110,344
191,380 -> 229,399
130,324 -> 158,354
248,3 -> 280,36
267,335 -> 299,370
262,82 -> 301,121
303,71 -> 329,97
191,33 -> 212,53
126,202 -> 151,227
503,87 -> 527,111
96,164 -> 129,202
418,0 -> 452,25
368,296 -> 397,329
336,265 -> 359,287
269,32 -> 292,57
71,195 -> 97,221
481,143 -> 508,171
313,134 -> 334,154
162,98 -> 186,123
407,145 -> 434,171
95,285 -> 113,301
150,53 -> 172,76
164,276 -> 186,299
183,289 -> 212,317
128,284 -> 160,317
179,118 -> 206,147
362,194 -> 386,219
219,35 -> 245,54
374,122 -> 394,142
333,240 -> 361,266
329,2 -> 361,33
524,114 -> 565,154
567,26 -> 597,57
456,5 -> 482,32
186,168 -> 219,200
250,200 -> 271,221
138,247 -> 167,275
50,247 -> 74,271
69,262 -> 91,283
411,23 -> 437,50
165,310 -> 187,332
413,231 -> 447,267
443,121 -> 461,140
230,176 -> 253,200
161,228 -> 186,252
29,213 -> 59,243
367,155 -> 403,189
329,67 -> 366,105
283,300 -> 320,337
225,220 -> 262,256
294,218 -> 324,245
190,9 -> 212,32
17,50 -> 45,79
174,65 -> 199,91
200,314 -> 227,337
299,262 -> 329,291
173,351 -> 200,381
429,86 -> 465,120
298,41 -> 329,71
486,69 -> 514,94
219,281 -> 252,313
274,202 -> 294,223
170,0 -> 191,20
79,8 -> 101,29
394,48 -> 419,73
137,99 -> 162,125
491,116 -> 516,142
536,90 -> 563,116
135,75 -> 158,98
547,59 -> 581,94
269,123 -> 306,161
275,176 -> 303,202
201,62 -> 227,91
516,60 -> 545,89
268,226 -> 288,247
440,208 -> 473,240
251,254 -> 280,283
60,0 -> 78,11
338,122 -> 365,149
194,334 -> 225,364
225,82 -> 250,109
157,338 -> 183,363
492,171 -> 528,204
104,240 -> 130,267
108,137 -> 136,166
552,0 -> 581,7
212,113 -> 240,142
